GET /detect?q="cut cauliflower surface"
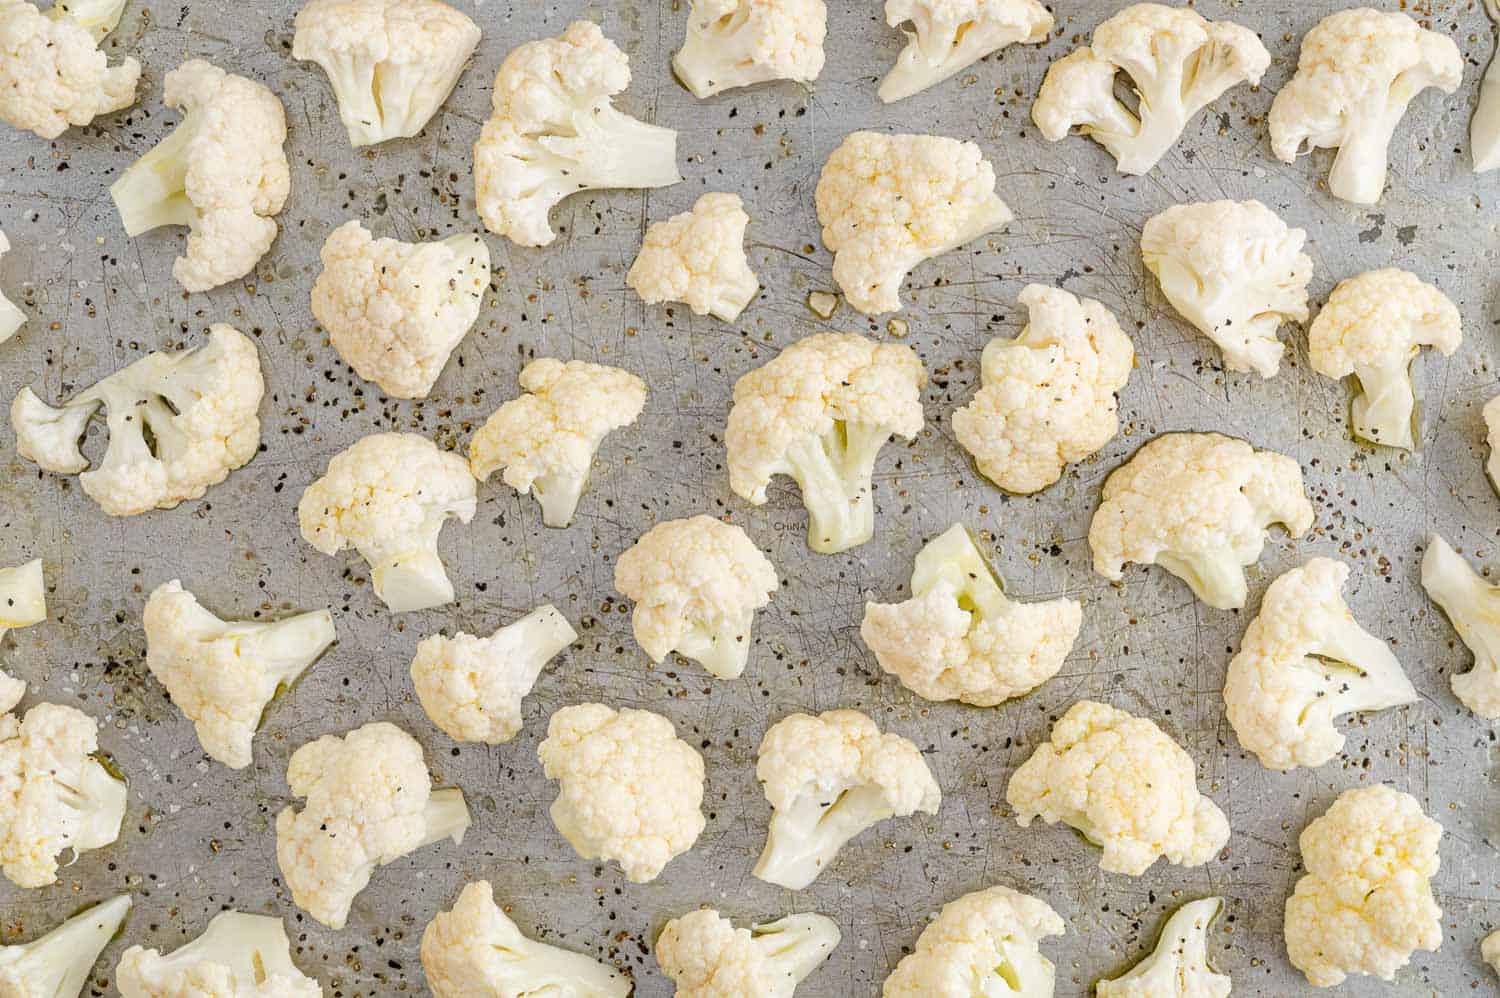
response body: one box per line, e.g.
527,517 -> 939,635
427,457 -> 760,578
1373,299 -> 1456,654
1485,930 -> 1500,977
0,893 -> 132,998
537,704 -> 705,882
1032,4 -> 1268,176
1006,700 -> 1229,876
815,130 -> 1011,314
0,0 -> 138,139
753,709 -> 940,890
109,59 -> 289,292
1270,8 -> 1462,205
117,910 -> 322,998
1421,534 -> 1500,719
725,332 -> 926,554
1475,0 -> 1500,172
673,0 -> 826,99
881,885 -> 1064,997
655,909 -> 840,998
10,324 -> 265,517
275,721 -> 470,930
0,229 -> 25,345
1096,897 -> 1229,998
1485,395 -> 1500,493
626,192 -> 759,321
1284,785 -> 1442,988
311,220 -> 490,400
469,358 -> 647,529
1308,268 -> 1461,451
613,515 -> 778,680
879,0 -> 1052,103
1087,432 -> 1315,610
1140,199 -> 1312,378
861,524 -> 1081,707
950,283 -> 1133,494
0,558 -> 45,645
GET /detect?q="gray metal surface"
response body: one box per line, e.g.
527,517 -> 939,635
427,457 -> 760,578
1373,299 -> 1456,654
1,0 -> 1497,994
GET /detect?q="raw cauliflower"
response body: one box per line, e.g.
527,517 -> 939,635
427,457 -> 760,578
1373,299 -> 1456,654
0,0 -> 138,139
626,192 -> 759,321
0,893 -> 132,998
0,558 -> 45,646
655,909 -> 840,998
673,0 -> 826,99
879,0 -> 1051,103
0,230 -> 25,345
881,885 -> 1064,996
1486,930 -> 1500,977
1485,395 -> 1500,493
1421,534 -> 1500,719
117,910 -> 321,998
1475,0 -> 1500,172
1096,897 -> 1230,998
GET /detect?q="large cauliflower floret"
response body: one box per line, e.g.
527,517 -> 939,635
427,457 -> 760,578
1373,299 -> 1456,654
1140,200 -> 1312,378
815,130 -> 1012,314
879,0 -> 1052,103
1087,432 -> 1314,610
297,432 -> 477,613
469,358 -> 647,529
1006,700 -> 1229,876
626,192 -> 759,322
1308,268 -> 1461,451
537,704 -> 705,883
1032,4 -> 1268,176
1284,785 -> 1442,988
474,20 -> 682,247
0,0 -> 138,139
0,559 -> 45,646
655,909 -> 841,998
0,894 -> 132,998
725,332 -> 926,554
1269,8 -> 1462,205
951,283 -> 1133,494
274,721 -> 470,930
881,885 -> 1064,997
0,230 -> 25,345
292,0 -> 480,148
1421,534 -> 1500,719
673,0 -> 826,99
1096,898 -> 1229,998
117,911 -> 322,998
10,324 -> 265,517
109,59 -> 289,292
753,708 -> 940,890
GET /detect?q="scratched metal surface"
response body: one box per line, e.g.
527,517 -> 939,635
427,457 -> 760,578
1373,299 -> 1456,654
1,0 -> 1498,994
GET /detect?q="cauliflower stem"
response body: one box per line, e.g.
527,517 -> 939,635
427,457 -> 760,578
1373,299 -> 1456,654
1475,0 -> 1500,172
0,894 -> 131,996
419,788 -> 473,849
119,911 -> 311,992
51,0 -> 128,40
1422,535 -> 1500,718
111,120 -> 200,237
777,421 -> 893,554
752,779 -> 905,890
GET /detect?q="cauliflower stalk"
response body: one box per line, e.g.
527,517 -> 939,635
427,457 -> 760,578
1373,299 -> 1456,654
879,0 -> 1052,103
655,909 -> 840,998
117,911 -> 320,997
0,230 -> 25,345
0,559 -> 45,645
626,192 -> 759,321
50,0 -> 128,40
881,885 -> 1064,997
1485,396 -> 1500,494
1096,897 -> 1229,998
1474,0 -> 1500,172
673,0 -> 827,99
1485,930 -> 1500,977
0,894 -> 131,997
1421,534 -> 1500,719
0,0 -> 139,140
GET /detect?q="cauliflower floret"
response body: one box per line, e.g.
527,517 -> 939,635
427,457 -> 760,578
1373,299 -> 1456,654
725,332 -> 926,554
626,192 -> 759,321
1096,897 -> 1229,998
474,20 -> 681,247
0,559 -> 45,646
1485,929 -> 1500,977
673,0 -> 826,99
10,324 -> 265,517
753,708 -> 940,890
1308,267 -> 1461,451
1474,1 -> 1500,172
110,59 -> 289,292
421,880 -> 630,998
0,230 -> 25,345
1032,4 -> 1268,176
292,0 -> 480,148
1088,432 -> 1314,610
1140,200 -> 1312,378
537,704 -> 705,882
656,909 -> 840,998
0,0 -> 138,139
1269,9 -> 1462,205
275,721 -> 470,930
469,359 -> 647,529
814,130 -> 1012,314
410,605 -> 578,744
879,0 -> 1052,103
1284,784 -> 1442,988
951,283 -> 1133,493
143,580 -> 337,770
117,911 -> 321,998
613,515 -> 778,680
1006,700 -> 1229,876
881,885 -> 1064,996
1421,534 -> 1500,719
297,432 -> 477,613
1485,396 -> 1500,493
0,894 -> 131,998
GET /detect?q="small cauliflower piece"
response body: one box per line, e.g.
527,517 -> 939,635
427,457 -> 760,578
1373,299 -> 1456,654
0,894 -> 131,998
469,359 -> 646,529
726,332 -> 926,554
656,909 -> 840,998
815,130 -> 1012,314
1421,534 -> 1500,719
537,704 -> 705,882
110,59 -> 289,292
1088,432 -> 1314,610
0,230 -> 25,345
753,708 -> 940,890
881,885 -> 1063,996
1484,396 -> 1500,493
1006,700 -> 1228,877
1032,4 -> 1268,176
117,911 -> 321,998
0,559 -> 45,645
1485,930 -> 1500,977
1096,897 -> 1229,998
951,283 -> 1133,493
879,0 -> 1052,103
0,0 -> 138,140
1473,1 -> 1500,172
626,192 -> 759,321
673,0 -> 826,99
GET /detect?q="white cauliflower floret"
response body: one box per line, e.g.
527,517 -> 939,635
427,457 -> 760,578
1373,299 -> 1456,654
1006,700 -> 1229,876
1032,4 -> 1269,176
0,559 -> 45,646
537,703 -> 705,883
879,0 -> 1052,103
1269,9 -> 1462,205
1096,897 -> 1229,998
0,230 -> 25,345
410,605 -> 578,744
626,192 -> 759,321
297,432 -> 477,613
1284,785 -> 1442,988
1308,268 -> 1461,451
814,130 -> 1012,314
613,515 -> 778,680
293,0 -> 480,148
469,359 -> 646,529
117,911 -> 321,998
881,885 -> 1064,997
725,332 -> 926,554
656,909 -> 840,998
861,524 -> 1081,707
110,59 -> 289,292
951,283 -> 1133,493
275,721 -> 470,930
143,580 -> 337,770
1421,534 -> 1500,719
673,0 -> 826,99
1140,199 -> 1312,378
0,894 -> 131,998
753,708 -> 940,890
1474,1 -> 1500,172
0,0 -> 138,140
1088,432 -> 1315,610
421,880 -> 630,998
474,20 -> 681,247
10,324 -> 264,517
